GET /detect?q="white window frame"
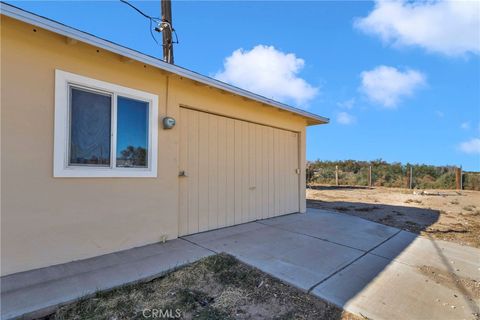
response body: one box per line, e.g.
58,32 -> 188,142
54,69 -> 158,177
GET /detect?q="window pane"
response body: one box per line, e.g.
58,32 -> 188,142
116,96 -> 149,168
69,87 -> 111,166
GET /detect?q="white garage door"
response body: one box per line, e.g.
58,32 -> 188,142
178,107 -> 300,236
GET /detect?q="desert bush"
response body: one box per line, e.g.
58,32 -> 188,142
307,159 -> 477,191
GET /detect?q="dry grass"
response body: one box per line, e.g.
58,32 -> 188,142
45,254 -> 360,320
405,199 -> 423,204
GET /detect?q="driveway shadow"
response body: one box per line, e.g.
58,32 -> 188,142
307,198 -> 439,234
308,185 -> 373,191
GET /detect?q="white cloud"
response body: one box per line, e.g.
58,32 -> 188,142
360,65 -> 426,108
461,122 -> 471,130
337,98 -> 355,110
459,138 -> 480,154
355,0 -> 480,56
337,112 -> 356,125
214,45 -> 318,106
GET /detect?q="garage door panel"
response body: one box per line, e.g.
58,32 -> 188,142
287,131 -> 294,213
179,108 -> 300,236
249,122 -> 257,222
256,124 -> 266,220
186,110 -> 199,235
225,118 -> 235,227
279,130 -> 285,216
208,115 -> 219,231
178,108 -> 189,236
241,121 -> 250,223
291,132 -> 300,213
217,116 -> 227,229
267,127 -> 275,219
198,112 -> 210,232
234,120 -> 243,225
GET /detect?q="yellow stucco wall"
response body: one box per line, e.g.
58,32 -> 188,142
1,16 -> 308,276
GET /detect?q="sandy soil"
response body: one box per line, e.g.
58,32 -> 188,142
307,186 -> 480,248
46,254 -> 360,320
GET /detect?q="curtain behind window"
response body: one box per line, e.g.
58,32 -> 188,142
69,87 -> 111,166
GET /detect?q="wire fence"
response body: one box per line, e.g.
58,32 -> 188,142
306,161 -> 480,191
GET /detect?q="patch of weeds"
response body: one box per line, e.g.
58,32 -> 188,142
47,253 -> 361,320
203,253 -> 237,273
275,310 -> 297,320
355,206 -> 379,212
193,306 -> 231,320
405,199 -> 422,204
463,207 -> 480,216
204,253 -> 260,289
217,264 -> 259,288
379,215 -> 393,223
463,205 -> 476,212
176,288 -> 214,311
53,295 -> 113,320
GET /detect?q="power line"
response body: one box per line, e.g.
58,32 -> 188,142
120,0 -> 179,63
120,0 -> 158,20
120,0 -> 161,45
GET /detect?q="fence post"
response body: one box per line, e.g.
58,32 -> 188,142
461,167 -> 463,190
410,166 -> 413,189
368,165 -> 372,187
335,165 -> 339,186
455,167 -> 462,190
405,166 -> 410,189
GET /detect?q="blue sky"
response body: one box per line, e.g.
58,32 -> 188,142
9,1 -> 480,171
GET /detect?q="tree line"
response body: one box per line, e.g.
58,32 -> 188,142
306,159 -> 480,191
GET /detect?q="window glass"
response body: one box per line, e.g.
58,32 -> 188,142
69,87 -> 111,166
116,96 -> 149,168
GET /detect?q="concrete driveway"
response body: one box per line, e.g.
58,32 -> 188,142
3,208 -> 478,320
184,208 -> 480,320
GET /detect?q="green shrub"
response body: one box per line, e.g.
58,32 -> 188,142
307,159 -> 478,191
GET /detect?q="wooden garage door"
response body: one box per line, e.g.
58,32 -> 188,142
178,108 -> 300,236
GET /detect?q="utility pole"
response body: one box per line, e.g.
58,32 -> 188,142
161,0 -> 174,64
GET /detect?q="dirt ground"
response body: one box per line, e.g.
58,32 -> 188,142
45,254 -> 360,320
307,186 -> 480,248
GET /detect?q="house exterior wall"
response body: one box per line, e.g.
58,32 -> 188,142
1,16 -> 307,276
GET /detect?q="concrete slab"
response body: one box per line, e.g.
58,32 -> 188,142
260,209 -> 399,251
1,239 -> 213,320
2,239 -> 197,293
3,209 -> 479,320
312,253 -> 480,320
371,230 -> 480,280
184,222 -> 364,291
